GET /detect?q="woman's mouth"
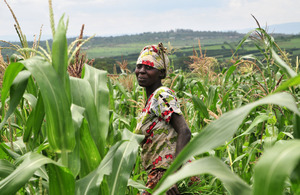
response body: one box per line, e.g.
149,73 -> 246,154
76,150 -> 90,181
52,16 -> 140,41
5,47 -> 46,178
138,77 -> 147,81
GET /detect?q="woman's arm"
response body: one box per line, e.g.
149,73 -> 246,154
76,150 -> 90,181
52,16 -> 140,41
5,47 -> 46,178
170,113 -> 191,157
167,113 -> 191,195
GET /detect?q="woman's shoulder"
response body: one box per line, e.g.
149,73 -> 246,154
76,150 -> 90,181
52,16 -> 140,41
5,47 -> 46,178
153,86 -> 176,99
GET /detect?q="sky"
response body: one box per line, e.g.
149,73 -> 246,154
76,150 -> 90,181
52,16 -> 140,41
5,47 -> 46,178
1,0 -> 300,41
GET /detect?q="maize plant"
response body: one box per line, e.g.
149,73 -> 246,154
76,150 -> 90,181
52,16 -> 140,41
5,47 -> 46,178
1,1 -> 300,195
0,10 -> 143,195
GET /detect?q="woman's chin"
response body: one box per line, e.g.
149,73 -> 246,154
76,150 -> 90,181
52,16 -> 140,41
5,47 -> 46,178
137,80 -> 147,87
138,83 -> 147,87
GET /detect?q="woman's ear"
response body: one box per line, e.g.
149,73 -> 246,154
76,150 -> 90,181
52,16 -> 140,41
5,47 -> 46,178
159,69 -> 166,79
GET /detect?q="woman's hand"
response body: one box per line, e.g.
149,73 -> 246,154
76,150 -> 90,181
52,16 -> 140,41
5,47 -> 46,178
166,184 -> 181,195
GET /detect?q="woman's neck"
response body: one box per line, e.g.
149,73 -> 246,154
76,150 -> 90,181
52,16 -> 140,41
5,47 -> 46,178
146,82 -> 163,98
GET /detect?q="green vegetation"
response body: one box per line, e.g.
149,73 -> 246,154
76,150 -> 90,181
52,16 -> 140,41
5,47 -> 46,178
2,28 -> 300,74
89,33 -> 300,73
1,1 -> 300,195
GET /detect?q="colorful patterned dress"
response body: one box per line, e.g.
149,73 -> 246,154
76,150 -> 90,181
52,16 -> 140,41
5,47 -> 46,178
135,86 -> 182,172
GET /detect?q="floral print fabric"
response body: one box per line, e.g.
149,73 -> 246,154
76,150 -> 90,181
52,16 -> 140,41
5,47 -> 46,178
135,86 -> 182,172
141,168 -> 165,195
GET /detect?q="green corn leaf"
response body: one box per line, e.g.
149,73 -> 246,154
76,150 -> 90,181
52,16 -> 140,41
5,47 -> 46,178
5,138 -> 27,156
196,81 -> 208,98
207,85 -> 218,109
153,157 -> 251,195
23,92 -> 45,143
107,78 -> 115,111
70,77 -> 105,160
253,140 -> 300,195
26,74 -> 38,96
113,112 -> 131,128
83,65 -> 109,157
232,29 -> 256,58
107,129 -> 144,195
127,179 -> 148,190
20,56 -> 75,153
192,95 -> 209,119
1,62 -> 24,115
115,82 -> 130,100
70,104 -> 85,133
0,143 -> 20,160
224,65 -> 237,84
232,153 -> 247,166
0,160 -> 15,178
231,114 -> 269,141
0,152 -> 60,194
0,70 -> 31,130
293,114 -> 300,139
67,104 -> 85,177
275,73 -> 300,93
23,93 -> 37,108
51,15 -> 69,86
271,49 -> 297,78
78,120 -> 102,178
154,92 -> 300,192
34,166 -> 49,182
49,164 -> 75,195
75,141 -> 122,195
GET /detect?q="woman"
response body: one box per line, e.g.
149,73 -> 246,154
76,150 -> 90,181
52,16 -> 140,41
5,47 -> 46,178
135,43 -> 191,195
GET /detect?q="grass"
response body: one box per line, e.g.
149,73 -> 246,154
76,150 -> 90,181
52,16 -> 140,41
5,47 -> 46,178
84,37 -> 244,59
275,37 -> 300,48
85,34 -> 300,69
86,43 -> 144,59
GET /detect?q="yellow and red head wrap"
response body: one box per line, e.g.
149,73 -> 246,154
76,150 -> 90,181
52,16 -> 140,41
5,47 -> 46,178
136,43 -> 169,70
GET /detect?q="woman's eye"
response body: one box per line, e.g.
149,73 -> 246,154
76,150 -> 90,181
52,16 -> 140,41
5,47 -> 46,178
145,66 -> 153,70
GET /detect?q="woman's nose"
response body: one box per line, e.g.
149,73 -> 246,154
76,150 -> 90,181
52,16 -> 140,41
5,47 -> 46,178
139,65 -> 146,73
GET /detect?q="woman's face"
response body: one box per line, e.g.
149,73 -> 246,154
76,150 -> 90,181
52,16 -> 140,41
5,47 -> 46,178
135,64 -> 162,88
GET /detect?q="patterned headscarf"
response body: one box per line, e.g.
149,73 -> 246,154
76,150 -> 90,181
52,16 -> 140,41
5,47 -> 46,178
136,43 -> 170,70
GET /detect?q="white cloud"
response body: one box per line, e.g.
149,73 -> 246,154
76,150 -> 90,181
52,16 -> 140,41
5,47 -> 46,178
1,0 -> 299,41
229,0 -> 244,8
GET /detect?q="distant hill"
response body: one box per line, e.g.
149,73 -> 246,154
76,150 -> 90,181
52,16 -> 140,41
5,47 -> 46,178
2,22 -> 298,42
237,22 -> 300,34
83,29 -> 244,47
81,29 -> 247,59
0,28 -> 298,62
1,29 -> 299,74
1,29 -> 246,59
